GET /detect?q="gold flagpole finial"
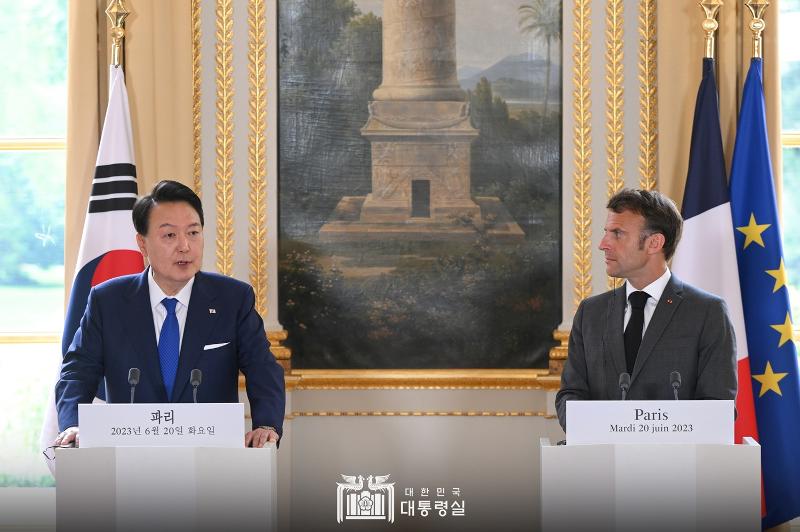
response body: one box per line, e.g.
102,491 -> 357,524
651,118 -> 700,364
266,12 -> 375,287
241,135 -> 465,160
745,0 -> 769,59
106,0 -> 130,68
700,0 -> 723,59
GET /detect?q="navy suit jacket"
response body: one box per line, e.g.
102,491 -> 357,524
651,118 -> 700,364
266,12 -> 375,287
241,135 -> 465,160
56,269 -> 285,435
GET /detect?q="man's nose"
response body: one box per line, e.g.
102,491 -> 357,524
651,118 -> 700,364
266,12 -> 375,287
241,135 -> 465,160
598,234 -> 609,251
177,234 -> 190,251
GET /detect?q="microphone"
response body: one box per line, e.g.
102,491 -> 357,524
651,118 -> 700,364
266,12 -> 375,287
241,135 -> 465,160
190,369 -> 202,404
128,367 -> 140,404
670,371 -> 682,400
618,372 -> 631,400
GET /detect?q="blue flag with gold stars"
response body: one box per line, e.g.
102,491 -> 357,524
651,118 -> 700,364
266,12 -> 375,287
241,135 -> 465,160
730,57 -> 800,529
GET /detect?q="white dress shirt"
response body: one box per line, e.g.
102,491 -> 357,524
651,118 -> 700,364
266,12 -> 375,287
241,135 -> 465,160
623,268 -> 671,337
147,267 -> 195,352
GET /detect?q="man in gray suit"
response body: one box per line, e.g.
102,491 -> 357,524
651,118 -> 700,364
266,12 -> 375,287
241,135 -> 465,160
556,189 -> 737,431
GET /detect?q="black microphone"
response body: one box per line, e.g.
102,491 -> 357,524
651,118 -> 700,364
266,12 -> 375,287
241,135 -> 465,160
619,372 -> 631,400
128,367 -> 140,404
670,371 -> 682,400
190,369 -> 202,404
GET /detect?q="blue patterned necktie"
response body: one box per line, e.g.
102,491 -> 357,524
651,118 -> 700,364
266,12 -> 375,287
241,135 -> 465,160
158,298 -> 180,400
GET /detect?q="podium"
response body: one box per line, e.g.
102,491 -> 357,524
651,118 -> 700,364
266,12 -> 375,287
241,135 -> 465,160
540,401 -> 761,532
56,446 -> 277,532
55,403 -> 276,532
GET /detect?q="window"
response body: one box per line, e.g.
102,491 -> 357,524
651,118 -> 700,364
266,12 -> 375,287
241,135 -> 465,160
0,0 -> 68,487
781,0 -> 800,324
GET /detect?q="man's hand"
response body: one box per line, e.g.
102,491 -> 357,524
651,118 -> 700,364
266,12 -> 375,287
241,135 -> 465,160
245,426 -> 279,448
54,426 -> 80,447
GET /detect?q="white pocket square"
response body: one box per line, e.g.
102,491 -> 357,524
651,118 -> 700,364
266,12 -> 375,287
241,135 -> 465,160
203,342 -> 230,351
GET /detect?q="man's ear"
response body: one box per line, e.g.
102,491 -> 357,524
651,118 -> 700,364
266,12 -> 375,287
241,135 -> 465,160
647,232 -> 666,255
135,233 -> 147,258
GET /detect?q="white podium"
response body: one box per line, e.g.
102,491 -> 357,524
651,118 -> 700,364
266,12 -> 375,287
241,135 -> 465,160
55,446 -> 277,532
541,435 -> 760,531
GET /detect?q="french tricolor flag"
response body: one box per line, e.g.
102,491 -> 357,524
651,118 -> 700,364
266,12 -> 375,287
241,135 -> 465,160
670,58 -> 757,443
41,67 -> 144,470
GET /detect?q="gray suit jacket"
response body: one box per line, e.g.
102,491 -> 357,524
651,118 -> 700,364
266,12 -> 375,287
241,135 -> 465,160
555,275 -> 737,431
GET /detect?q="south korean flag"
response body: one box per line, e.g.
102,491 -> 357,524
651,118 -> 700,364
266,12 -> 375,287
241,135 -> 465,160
40,66 -> 144,471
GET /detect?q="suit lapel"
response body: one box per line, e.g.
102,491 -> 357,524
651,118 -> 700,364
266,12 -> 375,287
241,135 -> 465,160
124,269 -> 168,401
631,276 -> 684,382
172,272 -> 218,401
604,286 -> 628,379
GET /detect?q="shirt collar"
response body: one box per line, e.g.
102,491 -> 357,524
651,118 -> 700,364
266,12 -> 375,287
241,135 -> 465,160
625,268 -> 671,303
147,267 -> 195,311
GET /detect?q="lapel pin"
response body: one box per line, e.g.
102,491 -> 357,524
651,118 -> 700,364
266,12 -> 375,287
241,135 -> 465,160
209,308 -> 216,314
666,298 -> 673,304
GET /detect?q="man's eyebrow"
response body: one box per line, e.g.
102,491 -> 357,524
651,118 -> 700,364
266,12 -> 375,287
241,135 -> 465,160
157,222 -> 202,229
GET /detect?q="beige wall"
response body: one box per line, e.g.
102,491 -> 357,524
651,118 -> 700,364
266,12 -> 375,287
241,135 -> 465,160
657,0 -> 781,206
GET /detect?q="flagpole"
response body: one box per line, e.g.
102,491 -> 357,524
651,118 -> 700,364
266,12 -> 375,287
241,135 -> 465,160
105,0 -> 130,69
744,0 -> 769,59
41,0 -> 142,476
700,0 -> 722,59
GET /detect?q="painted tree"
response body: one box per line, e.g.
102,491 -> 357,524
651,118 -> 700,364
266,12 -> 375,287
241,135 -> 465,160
518,0 -> 562,117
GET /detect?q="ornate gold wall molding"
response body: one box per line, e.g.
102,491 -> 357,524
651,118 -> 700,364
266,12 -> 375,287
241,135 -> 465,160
548,329 -> 569,376
248,0 -> 268,317
284,369 -> 560,391
605,0 -> 625,200
215,0 -> 234,275
638,0 -> 657,191
605,0 -> 625,289
572,0 -> 593,306
288,411 -> 553,419
191,0 -> 202,197
239,369 -> 560,390
268,330 -> 292,369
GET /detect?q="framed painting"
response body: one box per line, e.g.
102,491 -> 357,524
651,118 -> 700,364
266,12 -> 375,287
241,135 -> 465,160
277,0 -> 562,370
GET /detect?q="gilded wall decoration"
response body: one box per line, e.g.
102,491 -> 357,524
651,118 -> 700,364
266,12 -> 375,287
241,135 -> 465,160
572,0 -> 592,307
638,0 -> 657,191
215,0 -> 235,276
248,0 -> 269,316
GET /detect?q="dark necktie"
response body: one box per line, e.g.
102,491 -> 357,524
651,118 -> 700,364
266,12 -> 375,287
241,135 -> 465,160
624,291 -> 650,375
159,298 -> 180,400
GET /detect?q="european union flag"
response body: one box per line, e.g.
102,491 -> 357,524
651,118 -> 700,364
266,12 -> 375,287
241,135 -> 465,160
730,57 -> 800,529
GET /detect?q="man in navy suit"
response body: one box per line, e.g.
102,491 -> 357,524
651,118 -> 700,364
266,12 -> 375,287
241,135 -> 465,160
55,180 -> 285,448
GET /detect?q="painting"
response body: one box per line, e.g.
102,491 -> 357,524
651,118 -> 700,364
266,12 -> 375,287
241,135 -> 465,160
278,0 -> 562,369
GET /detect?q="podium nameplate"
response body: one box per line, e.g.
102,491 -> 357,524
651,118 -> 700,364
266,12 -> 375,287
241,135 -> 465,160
566,400 -> 733,445
79,403 -> 245,448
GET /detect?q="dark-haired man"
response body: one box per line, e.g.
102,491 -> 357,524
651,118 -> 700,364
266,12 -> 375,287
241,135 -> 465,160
555,188 -> 736,431
55,180 -> 285,448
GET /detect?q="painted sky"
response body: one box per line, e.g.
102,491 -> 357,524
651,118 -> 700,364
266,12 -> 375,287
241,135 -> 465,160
354,0 -> 547,70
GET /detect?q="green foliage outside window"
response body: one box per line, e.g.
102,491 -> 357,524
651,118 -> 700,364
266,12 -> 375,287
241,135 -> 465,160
0,0 -> 67,487
0,0 -> 67,306
780,0 -> 800,321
